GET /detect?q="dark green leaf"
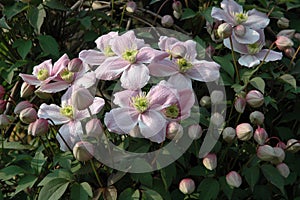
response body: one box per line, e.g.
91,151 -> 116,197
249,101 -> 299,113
0,165 -> 25,181
3,3 -> 27,20
43,0 -> 68,11
261,164 -> 285,195
38,35 -> 59,57
197,178 -> 219,200
279,74 -> 297,90
219,176 -> 233,200
70,182 -> 93,200
181,8 -> 196,20
119,188 -> 140,200
14,175 -> 38,195
250,77 -> 265,94
0,17 -> 11,29
38,178 -> 70,200
38,169 -> 74,186
161,163 -> 176,189
27,4 -> 46,34
201,7 -> 213,24
79,16 -> 92,30
231,83 -> 246,93
2,140 -> 31,150
141,186 -> 163,200
13,39 -> 32,59
31,150 -> 46,174
242,166 -> 260,191
213,55 -> 235,78
131,173 -> 153,187
253,185 -> 272,200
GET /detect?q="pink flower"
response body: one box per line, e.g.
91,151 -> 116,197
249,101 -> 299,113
179,178 -> 195,194
203,153 -> 217,170
226,171 -> 242,188
104,80 -> 178,143
38,86 -> 105,151
149,36 -> 220,90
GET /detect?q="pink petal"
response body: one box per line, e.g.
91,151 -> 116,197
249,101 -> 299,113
168,73 -> 192,90
79,50 -> 106,65
56,121 -> 82,151
75,97 -> 105,121
211,7 -> 235,25
95,31 -> 118,51
221,0 -> 243,14
186,60 -> 220,82
223,38 -> 248,54
113,90 -> 140,107
158,36 -> 179,51
33,60 -> 52,77
39,81 -> 69,93
148,59 -> 178,77
256,49 -> 283,62
136,47 -> 166,63
233,27 -> 260,44
73,71 -> 97,89
238,55 -> 260,68
19,74 -> 41,86
120,63 -> 150,90
52,54 -> 70,76
110,31 -> 140,56
95,56 -> 129,80
244,9 -> 270,29
178,89 -> 195,120
38,103 -> 70,125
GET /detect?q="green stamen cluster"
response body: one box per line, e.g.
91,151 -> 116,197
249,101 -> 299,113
60,105 -> 74,118
132,94 -> 149,113
122,49 -> 138,63
37,68 -> 49,81
235,12 -> 248,24
164,104 -> 180,119
60,69 -> 75,83
177,58 -> 193,73
247,43 -> 262,54
104,46 -> 115,57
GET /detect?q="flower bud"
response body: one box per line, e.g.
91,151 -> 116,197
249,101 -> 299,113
199,96 -> 211,107
217,23 -> 233,39
73,141 -> 94,162
276,163 -> 290,178
20,82 -> 35,98
234,24 -> 246,37
277,29 -> 295,39
172,1 -> 182,12
126,1 -> 137,13
179,178 -> 195,194
85,118 -> 103,137
188,124 -> 202,140
294,33 -> 300,41
254,127 -> 268,145
236,123 -> 253,141
0,85 -> 5,99
205,45 -> 215,57
275,36 -> 294,50
0,114 -> 10,128
166,121 -> 183,140
246,90 -> 264,108
28,118 -> 49,136
14,101 -> 33,115
0,100 -> 7,114
35,89 -> 52,99
210,112 -> 224,127
276,141 -> 286,149
284,47 -> 295,58
234,97 -> 246,113
277,17 -> 289,29
222,127 -> 236,143
68,58 -> 83,72
210,90 -> 224,104
249,111 -> 264,125
226,171 -> 242,188
19,107 -> 37,124
129,125 -> 142,138
286,139 -> 300,153
161,15 -> 174,28
203,153 -> 217,170
173,10 -> 182,19
271,147 -> 285,164
257,145 -> 275,161
72,87 -> 94,110
170,44 -> 186,58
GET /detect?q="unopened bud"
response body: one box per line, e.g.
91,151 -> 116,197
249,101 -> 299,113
234,24 -> 246,37
222,127 -> 236,143
203,153 -> 217,170
72,87 -> 94,110
276,163 -> 290,178
249,111 -> 264,125
166,121 -> 183,140
277,17 -> 289,29
200,96 -> 211,107
276,141 -> 286,149
275,36 -> 294,50
73,141 -> 94,162
210,90 -> 224,104
126,1 -> 137,13
294,33 -> 300,41
20,82 -> 35,98
161,15 -> 174,27
19,107 -> 37,124
172,1 -> 182,12
173,10 -> 182,19
286,139 -> 300,153
28,118 -> 49,136
179,178 -> 195,194
210,112 -> 224,127
271,147 -> 285,164
14,101 -> 33,115
188,124 -> 202,140
226,171 -> 242,188
68,58 -> 83,72
217,23 -> 233,39
0,114 -> 10,128
257,145 -> 275,161
246,90 -> 264,108
234,97 -> 246,113
0,85 -> 5,99
85,118 -> 103,137
277,29 -> 295,39
0,100 -> 7,114
254,127 -> 268,145
236,123 -> 253,141
284,47 -> 295,58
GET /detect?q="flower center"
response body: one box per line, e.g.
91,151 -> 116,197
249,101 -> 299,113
235,12 -> 248,24
164,104 -> 180,119
177,58 -> 193,73
37,68 -> 49,81
132,93 -> 149,113
247,42 -> 262,54
104,46 -> 115,57
60,105 -> 74,118
122,49 -> 138,63
60,68 -> 75,83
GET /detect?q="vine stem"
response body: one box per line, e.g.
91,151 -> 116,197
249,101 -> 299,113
90,159 -> 103,188
290,45 -> 300,67
229,36 -> 240,83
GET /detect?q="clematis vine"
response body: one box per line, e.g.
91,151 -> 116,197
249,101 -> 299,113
211,0 -> 270,44
148,36 -> 220,90
38,85 -> 105,151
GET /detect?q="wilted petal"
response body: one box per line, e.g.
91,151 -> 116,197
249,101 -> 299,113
79,50 -> 106,65
113,90 -> 140,107
244,9 -> 270,29
38,103 -> 70,125
186,60 -> 220,82
95,56 -> 129,80
256,49 -> 283,62
148,59 -> 179,77
39,81 -> 69,93
238,55 -> 260,68
120,64 -> 150,90
233,27 -> 260,44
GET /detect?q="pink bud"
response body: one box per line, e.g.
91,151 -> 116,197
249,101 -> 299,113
85,118 -> 103,137
277,17 -> 289,29
217,23 -> 233,39
210,90 -> 224,104
276,163 -> 290,178
222,127 -> 236,143
179,178 -> 195,194
166,121 -> 183,140
286,139 -> 300,153
0,100 -> 7,114
226,171 -> 242,188
0,114 -> 10,128
126,1 -> 137,13
14,101 -> 33,115
276,141 -> 286,149
271,147 -> 285,164
73,141 -> 94,162
234,24 -> 246,37
20,82 -> 35,98
246,90 -> 264,108
203,153 -> 217,170
0,85 -> 5,99
173,10 -> 182,19
188,124 -> 202,140
254,127 -> 268,145
68,58 -> 83,72
275,36 -> 294,50
19,107 -> 37,124
294,33 -> 300,41
234,97 -> 246,113
72,87 -> 94,110
161,15 -> 174,27
257,145 -> 276,161
210,112 -> 224,127
249,111 -> 264,125
277,29 -> 295,39
172,1 -> 182,12
205,45 -> 215,57
236,123 -> 253,141
28,118 -> 49,136
284,47 -> 295,58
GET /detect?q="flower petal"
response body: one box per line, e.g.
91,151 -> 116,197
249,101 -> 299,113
110,31 -> 143,55
168,73 -> 192,90
184,40 -> 197,61
52,54 -> 70,76
73,71 -> 97,89
211,7 -> 235,25
244,9 -> 270,29
56,122 -> 82,151
95,56 -> 129,80
95,31 -> 118,52
221,0 -> 243,14
256,49 -> 283,62
19,74 -> 41,86
238,55 -> 260,68
79,50 -> 106,65
38,103 -> 70,125
233,27 -> 260,44
186,60 -> 220,82
39,81 -> 69,93
223,38 -> 248,54
76,97 -> 105,120
120,63 -> 150,90
178,89 -> 195,120
136,47 -> 166,63
158,36 -> 179,51
113,90 -> 140,107
148,59 -> 179,77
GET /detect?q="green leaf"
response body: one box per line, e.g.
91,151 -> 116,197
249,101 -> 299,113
38,35 -> 59,57
250,77 -> 265,94
219,176 -> 233,200
201,7 -> 213,24
253,185 -> 272,200
119,188 -> 140,200
79,16 -> 92,30
131,173 -> 153,187
141,186 -> 163,200
2,140 -> 31,150
14,175 -> 38,195
161,163 -> 176,189
70,182 -> 93,200
181,8 -> 196,20
213,55 -> 235,78
3,3 -> 27,20
38,178 -> 70,200
197,178 -> 219,200
38,169 -> 74,186
43,0 -> 68,11
31,150 -> 46,174
279,74 -> 297,89
13,39 -> 32,59
0,165 -> 25,181
231,83 -> 246,93
27,4 -> 46,34
242,166 -> 260,191
261,164 -> 285,195
0,17 -> 11,29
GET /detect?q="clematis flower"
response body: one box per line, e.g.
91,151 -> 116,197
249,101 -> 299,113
38,85 -> 105,151
224,30 -> 282,68
149,36 -> 220,90
211,0 -> 269,44
104,80 -> 178,143
91,31 -> 164,90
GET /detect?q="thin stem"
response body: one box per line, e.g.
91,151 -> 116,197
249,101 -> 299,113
229,36 -> 240,83
152,0 -> 170,25
48,119 -> 72,152
235,112 -> 242,127
45,134 -> 55,156
119,5 -> 126,30
90,159 -> 103,187
290,45 -> 300,67
39,136 -> 51,156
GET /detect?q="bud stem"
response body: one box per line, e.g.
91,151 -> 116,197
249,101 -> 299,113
229,36 -> 240,83
90,159 -> 103,187
290,45 -> 300,67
